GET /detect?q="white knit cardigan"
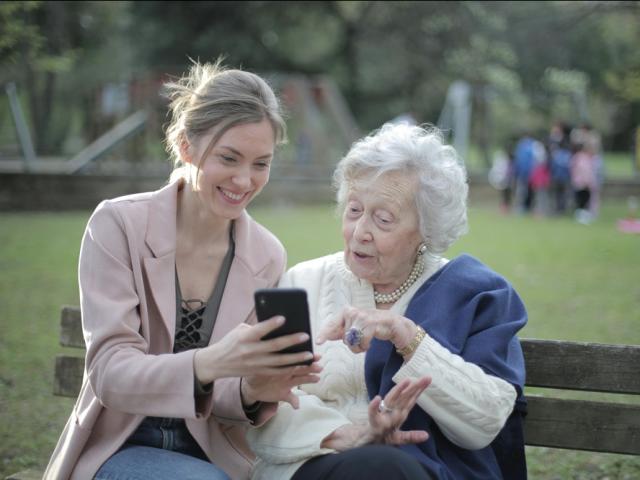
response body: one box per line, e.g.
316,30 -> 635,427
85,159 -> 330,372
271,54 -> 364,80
247,252 -> 516,480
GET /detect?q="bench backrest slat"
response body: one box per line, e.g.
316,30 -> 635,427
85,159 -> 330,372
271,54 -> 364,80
60,306 -> 84,348
521,338 -> 640,394
525,396 -> 640,455
53,356 -> 84,397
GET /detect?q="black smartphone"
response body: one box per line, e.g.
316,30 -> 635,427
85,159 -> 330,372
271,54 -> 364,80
254,288 -> 313,366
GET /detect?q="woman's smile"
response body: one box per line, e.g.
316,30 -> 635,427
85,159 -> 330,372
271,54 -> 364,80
217,187 -> 249,205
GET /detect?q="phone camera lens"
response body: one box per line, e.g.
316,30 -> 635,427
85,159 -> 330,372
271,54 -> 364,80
259,297 -> 266,306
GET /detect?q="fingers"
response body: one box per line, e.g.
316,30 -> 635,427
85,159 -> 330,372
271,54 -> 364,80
316,313 -> 346,344
292,362 -> 323,375
260,330 -> 312,353
247,315 -> 315,354
242,366 -> 321,406
248,315 -> 285,339
358,329 -> 373,352
387,429 -> 429,445
264,362 -> 322,377
390,378 -> 428,415
419,376 -> 432,389
383,378 -> 412,406
334,308 -> 379,353
396,376 -> 430,411
368,395 -> 383,419
366,377 -> 432,446
342,308 -> 370,352
291,374 -> 321,385
317,307 -> 385,350
282,390 -> 300,409
406,376 -> 431,405
372,376 -> 429,422
281,363 -> 323,385
263,350 -> 315,368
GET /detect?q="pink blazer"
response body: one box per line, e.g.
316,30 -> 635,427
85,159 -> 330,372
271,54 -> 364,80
44,179 -> 286,480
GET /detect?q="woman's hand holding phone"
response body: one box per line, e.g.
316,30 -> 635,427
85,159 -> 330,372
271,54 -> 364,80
241,351 -> 322,409
194,288 -> 320,407
194,316 -> 319,384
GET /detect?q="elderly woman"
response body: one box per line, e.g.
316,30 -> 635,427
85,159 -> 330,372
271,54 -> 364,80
247,123 -> 527,480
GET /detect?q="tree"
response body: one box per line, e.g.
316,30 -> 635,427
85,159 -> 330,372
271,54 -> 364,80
1,1 -> 130,155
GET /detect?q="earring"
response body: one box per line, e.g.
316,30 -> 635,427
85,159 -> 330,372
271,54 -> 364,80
417,243 -> 427,255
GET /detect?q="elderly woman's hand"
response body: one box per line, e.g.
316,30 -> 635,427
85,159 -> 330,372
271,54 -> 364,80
317,306 -> 418,354
368,376 -> 431,445
320,376 -> 431,451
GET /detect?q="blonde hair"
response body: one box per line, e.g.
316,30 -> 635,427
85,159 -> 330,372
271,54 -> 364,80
164,59 -> 287,181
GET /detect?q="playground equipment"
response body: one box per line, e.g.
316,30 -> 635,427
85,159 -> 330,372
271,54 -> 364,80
2,75 -> 359,180
64,110 -> 147,174
5,82 -> 36,171
437,80 -> 472,162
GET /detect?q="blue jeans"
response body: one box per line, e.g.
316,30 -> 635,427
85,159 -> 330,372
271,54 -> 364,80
94,445 -> 230,480
95,417 -> 230,480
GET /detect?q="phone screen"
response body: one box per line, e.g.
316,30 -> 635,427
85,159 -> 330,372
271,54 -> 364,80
254,288 -> 313,366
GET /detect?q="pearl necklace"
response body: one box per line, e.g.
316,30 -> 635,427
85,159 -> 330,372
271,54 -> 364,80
373,254 -> 425,304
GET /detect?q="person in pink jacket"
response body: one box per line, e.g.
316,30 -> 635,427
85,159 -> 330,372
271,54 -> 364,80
44,60 -> 321,480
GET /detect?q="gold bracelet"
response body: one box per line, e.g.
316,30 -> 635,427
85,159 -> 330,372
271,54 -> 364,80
396,325 -> 426,357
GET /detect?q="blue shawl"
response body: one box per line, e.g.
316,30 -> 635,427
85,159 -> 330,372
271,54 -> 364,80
364,254 -> 527,480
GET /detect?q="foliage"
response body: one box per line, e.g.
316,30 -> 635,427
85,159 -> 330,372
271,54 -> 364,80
2,1 -> 640,156
0,1 -> 132,154
0,2 -> 45,76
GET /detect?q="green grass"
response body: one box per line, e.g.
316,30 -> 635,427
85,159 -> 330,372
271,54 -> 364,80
1,201 -> 639,478
603,151 -> 640,179
0,213 -> 85,476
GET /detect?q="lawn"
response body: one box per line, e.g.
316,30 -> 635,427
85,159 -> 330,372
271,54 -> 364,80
1,199 -> 639,478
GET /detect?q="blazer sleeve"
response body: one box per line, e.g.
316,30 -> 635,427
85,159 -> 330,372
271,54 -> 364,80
80,202 -> 201,419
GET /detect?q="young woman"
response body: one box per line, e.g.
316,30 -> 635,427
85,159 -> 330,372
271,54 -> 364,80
44,61 -> 320,480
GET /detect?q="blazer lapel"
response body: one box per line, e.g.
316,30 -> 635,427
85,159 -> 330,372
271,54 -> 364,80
144,255 -> 176,347
139,188 -> 274,345
212,261 -> 269,341
143,180 -> 179,346
211,211 -> 270,342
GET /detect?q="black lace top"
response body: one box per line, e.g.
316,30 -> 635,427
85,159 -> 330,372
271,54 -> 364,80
174,223 -> 235,354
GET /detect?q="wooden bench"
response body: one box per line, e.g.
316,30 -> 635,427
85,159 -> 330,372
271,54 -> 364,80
6,307 -> 640,479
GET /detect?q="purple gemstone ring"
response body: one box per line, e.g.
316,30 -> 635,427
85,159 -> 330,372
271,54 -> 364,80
344,326 -> 364,347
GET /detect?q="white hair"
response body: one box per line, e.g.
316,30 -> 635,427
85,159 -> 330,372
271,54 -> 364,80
333,123 -> 469,255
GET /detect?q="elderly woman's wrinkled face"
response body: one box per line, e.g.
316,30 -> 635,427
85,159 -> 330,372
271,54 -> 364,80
342,171 -> 423,291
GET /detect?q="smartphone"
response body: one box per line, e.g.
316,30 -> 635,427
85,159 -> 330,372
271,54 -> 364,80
254,288 -> 313,366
